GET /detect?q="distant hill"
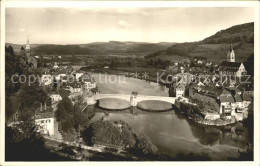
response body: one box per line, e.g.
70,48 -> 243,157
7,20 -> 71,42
6,41 -> 176,56
202,22 -> 254,44
146,22 -> 254,62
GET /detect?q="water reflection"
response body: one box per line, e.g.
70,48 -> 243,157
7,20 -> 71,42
86,73 -> 250,160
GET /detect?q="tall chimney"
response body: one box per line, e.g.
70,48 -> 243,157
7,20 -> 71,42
40,103 -> 42,112
45,103 -> 46,110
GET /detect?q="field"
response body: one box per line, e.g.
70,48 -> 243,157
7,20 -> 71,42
188,43 -> 253,62
148,42 -> 253,63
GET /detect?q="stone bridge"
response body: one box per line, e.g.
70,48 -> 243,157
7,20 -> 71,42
94,93 -> 176,106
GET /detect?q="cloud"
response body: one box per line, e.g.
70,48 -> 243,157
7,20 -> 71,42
117,20 -> 131,28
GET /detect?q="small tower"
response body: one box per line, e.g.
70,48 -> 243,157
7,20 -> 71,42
180,66 -> 184,74
227,45 -> 235,62
25,35 -> 31,59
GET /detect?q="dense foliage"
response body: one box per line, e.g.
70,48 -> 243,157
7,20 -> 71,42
32,42 -> 172,55
166,42 -> 198,56
5,45 -> 52,122
5,122 -> 73,161
145,23 -> 254,62
82,118 -> 158,155
55,97 -> 94,140
190,93 -> 220,113
244,54 -> 254,76
203,22 -> 254,44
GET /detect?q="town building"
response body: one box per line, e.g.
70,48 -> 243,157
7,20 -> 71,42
50,94 -> 62,104
35,104 -> 54,136
69,82 -> 83,94
219,45 -> 247,78
79,73 -> 96,91
24,38 -> 38,68
53,62 -> 59,69
176,83 -> 185,98
168,64 -> 178,73
227,45 -> 235,62
74,72 -> 84,81
35,112 -> 55,136
41,74 -> 53,86
219,89 -> 234,118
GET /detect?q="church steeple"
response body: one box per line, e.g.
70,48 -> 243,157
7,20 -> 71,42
227,44 -> 235,62
25,35 -> 30,54
25,35 -> 31,59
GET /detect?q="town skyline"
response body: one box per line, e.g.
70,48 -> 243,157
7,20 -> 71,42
6,7 -> 253,44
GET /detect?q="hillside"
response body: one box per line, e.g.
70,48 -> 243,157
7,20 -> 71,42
146,22 -> 254,62
6,41 -> 176,56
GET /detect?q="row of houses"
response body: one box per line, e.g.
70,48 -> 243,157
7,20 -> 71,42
41,63 -> 97,92
34,64 -> 98,138
172,67 -> 252,121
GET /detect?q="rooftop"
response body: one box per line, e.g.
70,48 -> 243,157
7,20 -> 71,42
242,94 -> 253,102
220,95 -> 235,103
234,94 -> 243,102
221,61 -> 242,68
35,111 -> 54,119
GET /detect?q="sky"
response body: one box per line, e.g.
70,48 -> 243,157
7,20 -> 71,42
5,7 -> 254,44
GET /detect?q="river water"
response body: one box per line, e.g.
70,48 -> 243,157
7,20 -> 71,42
85,73 -> 251,160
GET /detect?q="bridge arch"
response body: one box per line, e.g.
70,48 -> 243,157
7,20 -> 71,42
95,94 -> 131,103
135,95 -> 176,105
94,94 -> 176,107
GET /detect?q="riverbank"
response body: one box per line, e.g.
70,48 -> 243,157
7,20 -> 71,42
87,67 -> 171,85
174,103 -> 236,126
81,70 -> 250,160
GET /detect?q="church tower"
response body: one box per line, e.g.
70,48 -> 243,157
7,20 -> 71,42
227,45 -> 235,62
25,36 -> 30,58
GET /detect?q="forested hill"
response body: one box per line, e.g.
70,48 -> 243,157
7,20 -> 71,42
6,41 -> 175,56
146,22 -> 254,62
202,22 -> 254,44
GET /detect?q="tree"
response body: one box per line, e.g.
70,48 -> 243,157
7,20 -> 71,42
55,97 -> 73,121
18,84 -> 51,110
6,123 -> 73,161
244,54 -> 254,76
7,45 -> 15,56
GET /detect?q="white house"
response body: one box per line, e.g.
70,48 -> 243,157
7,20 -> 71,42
54,73 -> 67,81
53,62 -> 59,69
69,82 -> 82,94
219,95 -> 234,118
197,60 -> 203,64
50,94 -> 62,104
75,73 -> 84,81
35,112 -> 55,136
219,89 -> 235,118
82,81 -> 96,91
176,83 -> 185,98
41,74 -> 52,86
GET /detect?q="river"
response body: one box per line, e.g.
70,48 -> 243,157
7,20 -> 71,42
84,73 -> 251,160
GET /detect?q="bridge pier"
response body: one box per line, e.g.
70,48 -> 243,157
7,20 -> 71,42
130,95 -> 137,106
